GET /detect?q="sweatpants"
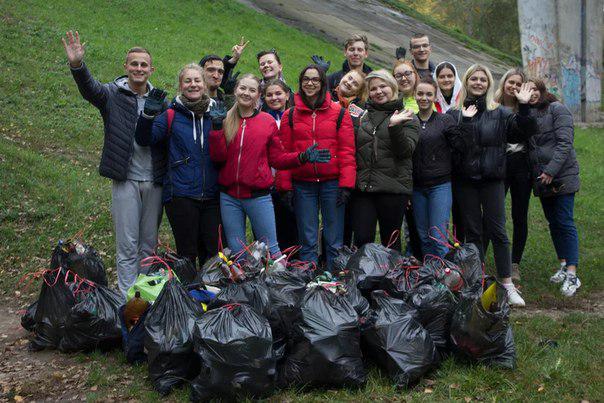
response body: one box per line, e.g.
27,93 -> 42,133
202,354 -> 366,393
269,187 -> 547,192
457,180 -> 511,278
111,180 -> 163,298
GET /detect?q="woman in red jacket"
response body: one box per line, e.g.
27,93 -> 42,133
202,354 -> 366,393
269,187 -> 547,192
210,74 -> 330,257
277,65 -> 356,271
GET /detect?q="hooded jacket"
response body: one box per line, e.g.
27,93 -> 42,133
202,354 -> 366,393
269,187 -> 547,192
355,99 -> 419,194
70,63 -> 167,184
433,61 -> 462,113
276,92 -> 356,191
135,97 -> 218,203
528,101 -> 580,197
210,111 -> 302,199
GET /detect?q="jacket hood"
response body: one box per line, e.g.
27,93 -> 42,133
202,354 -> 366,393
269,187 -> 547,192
114,75 -> 154,95
293,91 -> 333,112
433,61 -> 462,112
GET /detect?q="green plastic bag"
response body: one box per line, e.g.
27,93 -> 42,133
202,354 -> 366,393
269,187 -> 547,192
127,271 -> 178,303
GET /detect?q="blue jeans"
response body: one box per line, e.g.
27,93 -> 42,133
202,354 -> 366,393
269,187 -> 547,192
293,180 -> 344,271
220,192 -> 280,257
540,193 -> 579,267
412,182 -> 452,258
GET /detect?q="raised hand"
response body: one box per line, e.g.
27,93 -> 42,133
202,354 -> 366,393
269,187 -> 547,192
462,104 -> 478,118
61,30 -> 85,68
389,109 -> 414,126
395,46 -> 406,60
143,88 -> 167,117
515,82 -> 534,104
209,103 -> 228,130
230,36 -> 249,63
299,144 -> 331,163
311,55 -> 331,73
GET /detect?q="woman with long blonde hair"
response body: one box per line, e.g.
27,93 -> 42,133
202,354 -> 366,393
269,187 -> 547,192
447,64 -> 536,307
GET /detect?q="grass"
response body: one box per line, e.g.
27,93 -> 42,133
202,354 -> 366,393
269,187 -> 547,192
0,0 -> 602,401
378,0 -> 522,66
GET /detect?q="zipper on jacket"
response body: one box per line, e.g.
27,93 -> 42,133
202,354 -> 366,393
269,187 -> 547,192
372,127 -> 378,162
235,119 -> 247,197
201,118 -> 206,198
311,111 -> 319,179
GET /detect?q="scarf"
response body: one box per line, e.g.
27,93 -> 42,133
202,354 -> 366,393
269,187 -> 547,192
335,86 -> 357,109
178,94 -> 211,118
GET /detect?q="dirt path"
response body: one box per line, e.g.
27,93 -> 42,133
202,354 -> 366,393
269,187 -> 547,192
238,0 -> 510,78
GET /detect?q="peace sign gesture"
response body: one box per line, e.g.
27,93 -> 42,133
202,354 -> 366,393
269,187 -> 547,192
61,30 -> 85,68
230,36 -> 250,63
389,109 -> 414,126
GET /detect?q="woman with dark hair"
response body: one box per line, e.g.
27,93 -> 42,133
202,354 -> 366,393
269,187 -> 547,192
447,64 -> 536,307
209,73 -> 330,258
277,64 -> 356,270
433,62 -> 462,113
526,78 -> 581,297
493,68 -> 530,281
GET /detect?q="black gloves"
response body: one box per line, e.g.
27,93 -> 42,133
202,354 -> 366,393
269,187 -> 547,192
281,191 -> 295,213
336,188 -> 351,206
144,88 -> 167,116
298,144 -> 331,163
223,71 -> 240,95
209,103 -> 228,130
395,46 -> 406,60
311,55 -> 331,73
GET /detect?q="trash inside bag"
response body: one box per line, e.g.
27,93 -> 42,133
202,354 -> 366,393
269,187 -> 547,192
346,243 -> 403,296
279,286 -> 366,389
144,279 -> 203,395
449,284 -> 516,369
119,303 -> 150,364
190,303 -> 276,401
419,257 -> 465,292
445,243 -> 483,288
50,239 -> 107,285
209,278 -> 271,318
126,270 -> 171,303
362,290 -> 439,388
21,301 -> 38,332
380,256 -> 423,298
332,245 -> 357,275
58,283 -> 123,352
198,249 -> 241,286
158,251 -> 197,286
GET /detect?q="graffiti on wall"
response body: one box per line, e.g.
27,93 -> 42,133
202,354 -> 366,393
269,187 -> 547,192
560,55 -> 580,110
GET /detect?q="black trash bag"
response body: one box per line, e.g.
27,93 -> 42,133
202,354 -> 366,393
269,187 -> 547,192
346,243 -> 403,296
332,245 -> 357,275
50,240 -> 107,286
241,241 -> 270,270
144,279 -> 203,395
190,303 -> 276,401
445,243 -> 483,288
119,304 -> 149,364
160,251 -> 197,286
362,290 -> 439,388
380,257 -> 424,298
197,248 -> 233,286
417,256 -> 465,292
343,281 -> 370,318
279,286 -> 366,389
30,268 -> 78,351
209,278 -> 271,318
21,301 -> 38,332
58,284 -> 123,352
449,284 -> 516,369
406,283 -> 456,356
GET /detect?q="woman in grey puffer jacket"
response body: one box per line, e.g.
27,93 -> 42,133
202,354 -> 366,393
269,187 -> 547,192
527,78 -> 581,297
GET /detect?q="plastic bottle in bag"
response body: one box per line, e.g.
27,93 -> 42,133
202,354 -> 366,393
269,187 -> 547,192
124,291 -> 150,330
442,268 -> 463,292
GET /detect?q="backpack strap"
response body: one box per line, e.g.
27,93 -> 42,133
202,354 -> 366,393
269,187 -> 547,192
287,106 -> 295,130
166,108 -> 175,135
336,106 -> 345,131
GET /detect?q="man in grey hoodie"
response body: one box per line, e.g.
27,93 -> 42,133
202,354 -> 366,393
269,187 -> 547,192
62,31 -> 166,297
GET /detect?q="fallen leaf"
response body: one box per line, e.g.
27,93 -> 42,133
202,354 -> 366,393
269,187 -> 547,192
464,398 -> 472,402
424,388 -> 433,394
90,385 -> 98,391
538,385 -> 545,392
14,396 -> 24,402
450,383 -> 460,389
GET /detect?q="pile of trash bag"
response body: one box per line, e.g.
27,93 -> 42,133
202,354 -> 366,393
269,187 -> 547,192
345,243 -> 403,297
50,239 -> 107,286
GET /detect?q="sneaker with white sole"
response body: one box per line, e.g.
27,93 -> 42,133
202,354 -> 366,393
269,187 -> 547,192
549,266 -> 567,284
560,273 -> 581,297
505,285 -> 526,307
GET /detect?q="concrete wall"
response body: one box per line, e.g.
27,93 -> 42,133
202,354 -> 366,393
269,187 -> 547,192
518,0 -> 602,122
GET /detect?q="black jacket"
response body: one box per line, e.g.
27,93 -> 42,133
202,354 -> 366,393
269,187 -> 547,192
413,112 -> 467,188
355,100 -> 419,194
447,102 -> 537,182
70,63 -> 167,184
327,61 -> 372,90
528,102 -> 579,197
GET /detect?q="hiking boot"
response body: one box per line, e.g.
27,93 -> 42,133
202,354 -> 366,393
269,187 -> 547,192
549,266 -> 567,284
505,285 -> 526,307
511,263 -> 521,282
560,272 -> 581,297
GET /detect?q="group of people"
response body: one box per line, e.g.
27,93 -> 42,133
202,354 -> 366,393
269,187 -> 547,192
62,29 -> 581,307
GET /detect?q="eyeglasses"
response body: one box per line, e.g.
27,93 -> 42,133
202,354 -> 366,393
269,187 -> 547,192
302,77 -> 321,84
394,71 -> 414,80
411,43 -> 430,50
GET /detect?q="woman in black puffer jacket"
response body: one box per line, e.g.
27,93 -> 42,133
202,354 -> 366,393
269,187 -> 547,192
526,77 -> 581,297
352,69 -> 419,252
447,64 -> 536,307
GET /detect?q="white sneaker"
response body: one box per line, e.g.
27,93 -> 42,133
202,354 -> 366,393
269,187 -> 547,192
549,266 -> 567,284
560,273 -> 581,297
505,285 -> 526,307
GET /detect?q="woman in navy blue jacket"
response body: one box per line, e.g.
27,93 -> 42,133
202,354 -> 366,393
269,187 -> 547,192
136,63 -> 220,268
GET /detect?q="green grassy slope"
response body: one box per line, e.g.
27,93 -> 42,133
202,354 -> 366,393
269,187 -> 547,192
0,0 -> 603,401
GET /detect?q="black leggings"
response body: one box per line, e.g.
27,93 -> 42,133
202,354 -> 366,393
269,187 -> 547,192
457,180 -> 511,278
351,192 -> 408,252
164,196 -> 222,268
505,152 -> 532,264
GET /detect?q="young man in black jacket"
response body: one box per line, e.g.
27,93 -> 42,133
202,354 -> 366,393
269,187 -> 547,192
327,34 -> 372,90
199,37 -> 249,101
409,33 -> 436,80
62,31 -> 167,297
